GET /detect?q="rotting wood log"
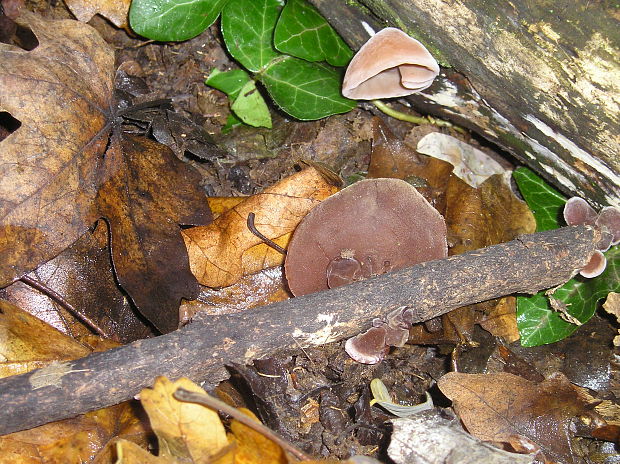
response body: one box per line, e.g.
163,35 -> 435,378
310,0 -> 620,209
0,225 -> 599,435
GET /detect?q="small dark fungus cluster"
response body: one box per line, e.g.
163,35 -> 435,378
563,197 -> 620,278
345,307 -> 414,364
342,27 -> 439,100
284,178 -> 448,296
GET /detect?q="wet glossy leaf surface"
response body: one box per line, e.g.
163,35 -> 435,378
274,0 -> 352,66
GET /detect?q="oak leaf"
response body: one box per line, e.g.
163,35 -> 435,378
183,167 -> 338,287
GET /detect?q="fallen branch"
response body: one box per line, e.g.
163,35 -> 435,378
0,225 -> 598,435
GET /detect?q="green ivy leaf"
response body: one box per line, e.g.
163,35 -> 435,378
512,166 -> 566,232
231,81 -> 272,128
206,68 -> 251,99
273,0 -> 353,66
513,166 -> 620,346
260,57 -> 356,120
206,69 -> 271,129
517,246 -> 620,346
129,0 -> 229,42
221,0 -> 282,72
221,113 -> 244,134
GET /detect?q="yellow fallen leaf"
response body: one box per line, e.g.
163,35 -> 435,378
183,167 -> 338,287
0,299 -> 91,379
0,402 -> 151,464
229,408 -> 287,464
115,438 -> 169,464
139,377 -> 231,463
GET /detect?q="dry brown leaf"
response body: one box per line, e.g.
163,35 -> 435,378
64,0 -> 131,28
445,174 -> 536,255
207,197 -> 294,278
438,372 -> 605,463
478,296 -> 520,343
180,266 -> 291,320
0,12 -> 212,333
0,11 -> 113,287
183,167 -> 338,287
139,377 -> 231,463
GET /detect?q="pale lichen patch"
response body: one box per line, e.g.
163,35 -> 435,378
29,361 -> 89,390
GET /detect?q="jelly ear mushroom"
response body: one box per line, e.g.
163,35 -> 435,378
284,178 -> 448,296
579,250 -> 607,279
596,206 -> 620,246
563,197 -> 598,226
342,27 -> 440,100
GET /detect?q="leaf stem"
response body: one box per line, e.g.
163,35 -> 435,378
19,275 -> 110,338
372,99 -> 464,133
174,388 -> 311,462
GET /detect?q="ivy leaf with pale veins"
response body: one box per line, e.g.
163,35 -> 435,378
274,0 -> 353,66
0,12 -> 212,333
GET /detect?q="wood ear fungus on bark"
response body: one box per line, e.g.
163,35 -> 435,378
342,27 -> 439,100
284,178 -> 448,296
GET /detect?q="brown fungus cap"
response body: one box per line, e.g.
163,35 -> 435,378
342,27 -> 440,100
284,178 -> 448,296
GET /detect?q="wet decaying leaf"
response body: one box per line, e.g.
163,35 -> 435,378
0,221 -> 153,342
183,167 -> 338,288
438,371 -> 607,463
97,134 -> 211,333
0,12 -> 212,333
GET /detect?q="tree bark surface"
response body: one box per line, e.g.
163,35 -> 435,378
311,0 -> 619,209
0,226 -> 598,435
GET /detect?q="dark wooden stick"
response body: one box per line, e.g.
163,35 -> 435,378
0,226 -> 598,435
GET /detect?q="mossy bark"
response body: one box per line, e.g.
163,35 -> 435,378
311,0 -> 620,208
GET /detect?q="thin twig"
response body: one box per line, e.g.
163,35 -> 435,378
246,212 -> 287,255
19,275 -> 109,338
174,388 -> 311,461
